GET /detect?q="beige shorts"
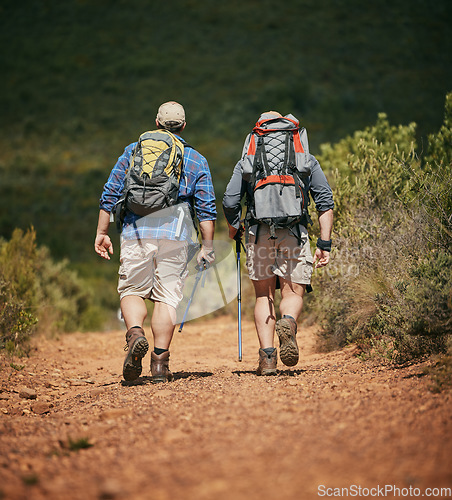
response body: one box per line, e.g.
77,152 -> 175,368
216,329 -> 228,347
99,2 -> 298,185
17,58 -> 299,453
117,238 -> 189,309
246,225 -> 313,284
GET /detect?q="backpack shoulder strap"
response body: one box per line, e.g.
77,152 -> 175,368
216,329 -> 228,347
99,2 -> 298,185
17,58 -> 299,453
258,136 -> 272,178
250,134 -> 271,184
282,131 -> 292,175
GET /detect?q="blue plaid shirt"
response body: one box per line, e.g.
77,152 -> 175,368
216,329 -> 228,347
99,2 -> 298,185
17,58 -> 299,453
100,138 -> 217,241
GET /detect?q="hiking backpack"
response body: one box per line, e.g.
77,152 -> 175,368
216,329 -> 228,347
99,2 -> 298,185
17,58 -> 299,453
116,129 -> 184,222
242,114 -> 312,239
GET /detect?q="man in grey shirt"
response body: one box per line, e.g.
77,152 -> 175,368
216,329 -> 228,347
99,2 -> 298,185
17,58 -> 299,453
223,111 -> 334,375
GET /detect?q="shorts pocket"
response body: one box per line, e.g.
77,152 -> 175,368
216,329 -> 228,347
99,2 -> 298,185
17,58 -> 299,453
301,254 -> 314,282
118,263 -> 127,281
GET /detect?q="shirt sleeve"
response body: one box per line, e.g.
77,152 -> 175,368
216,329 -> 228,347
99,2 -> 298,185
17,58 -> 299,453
186,149 -> 216,222
308,155 -> 335,212
222,160 -> 247,229
99,143 -> 135,213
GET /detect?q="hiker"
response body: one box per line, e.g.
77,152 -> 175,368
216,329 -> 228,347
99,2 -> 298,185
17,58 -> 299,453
95,101 -> 216,383
223,111 -> 334,375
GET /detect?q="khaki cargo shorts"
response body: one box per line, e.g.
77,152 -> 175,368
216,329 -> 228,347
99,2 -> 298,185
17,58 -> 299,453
117,238 -> 189,309
246,225 -> 313,284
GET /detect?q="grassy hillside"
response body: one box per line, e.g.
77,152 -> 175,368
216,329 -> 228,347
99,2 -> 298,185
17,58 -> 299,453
1,0 -> 451,265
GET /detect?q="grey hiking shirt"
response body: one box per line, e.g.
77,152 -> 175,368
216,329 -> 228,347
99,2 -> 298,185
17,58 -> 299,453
222,154 -> 334,231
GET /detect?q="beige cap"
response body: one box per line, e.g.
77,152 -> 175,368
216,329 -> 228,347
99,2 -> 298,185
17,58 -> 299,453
156,101 -> 186,127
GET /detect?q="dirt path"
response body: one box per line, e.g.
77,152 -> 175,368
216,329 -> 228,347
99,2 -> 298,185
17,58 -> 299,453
0,316 -> 451,500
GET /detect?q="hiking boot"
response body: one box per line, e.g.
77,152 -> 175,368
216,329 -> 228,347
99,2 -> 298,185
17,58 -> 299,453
256,348 -> 277,376
123,327 -> 149,381
150,351 -> 174,383
276,316 -> 299,366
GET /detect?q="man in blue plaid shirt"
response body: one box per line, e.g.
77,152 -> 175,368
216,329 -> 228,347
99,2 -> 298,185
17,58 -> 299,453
95,101 -> 216,383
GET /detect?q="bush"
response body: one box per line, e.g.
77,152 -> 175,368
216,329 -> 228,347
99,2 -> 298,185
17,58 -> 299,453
0,227 -> 93,354
366,250 -> 451,364
314,94 -> 452,367
400,95 -> 452,253
0,280 -> 38,356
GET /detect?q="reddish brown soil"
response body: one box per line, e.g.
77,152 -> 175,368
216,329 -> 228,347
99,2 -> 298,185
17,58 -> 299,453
0,317 -> 451,500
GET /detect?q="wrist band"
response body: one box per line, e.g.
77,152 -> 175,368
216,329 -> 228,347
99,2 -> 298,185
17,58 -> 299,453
316,238 -> 332,252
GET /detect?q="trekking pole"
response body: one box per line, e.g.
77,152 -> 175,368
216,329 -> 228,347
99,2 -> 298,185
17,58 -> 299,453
234,228 -> 244,361
212,262 -> 228,307
178,259 -> 206,333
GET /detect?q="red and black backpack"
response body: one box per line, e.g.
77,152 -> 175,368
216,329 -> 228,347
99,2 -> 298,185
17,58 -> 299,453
241,114 -> 312,241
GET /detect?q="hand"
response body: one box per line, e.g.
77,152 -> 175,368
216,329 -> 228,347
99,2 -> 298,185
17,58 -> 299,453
197,245 -> 215,266
94,234 -> 113,260
313,248 -> 330,268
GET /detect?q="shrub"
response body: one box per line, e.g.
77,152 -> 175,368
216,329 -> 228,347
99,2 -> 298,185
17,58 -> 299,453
0,280 -> 38,356
400,95 -> 452,253
0,227 -> 93,354
366,249 -> 451,364
314,94 -> 452,366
